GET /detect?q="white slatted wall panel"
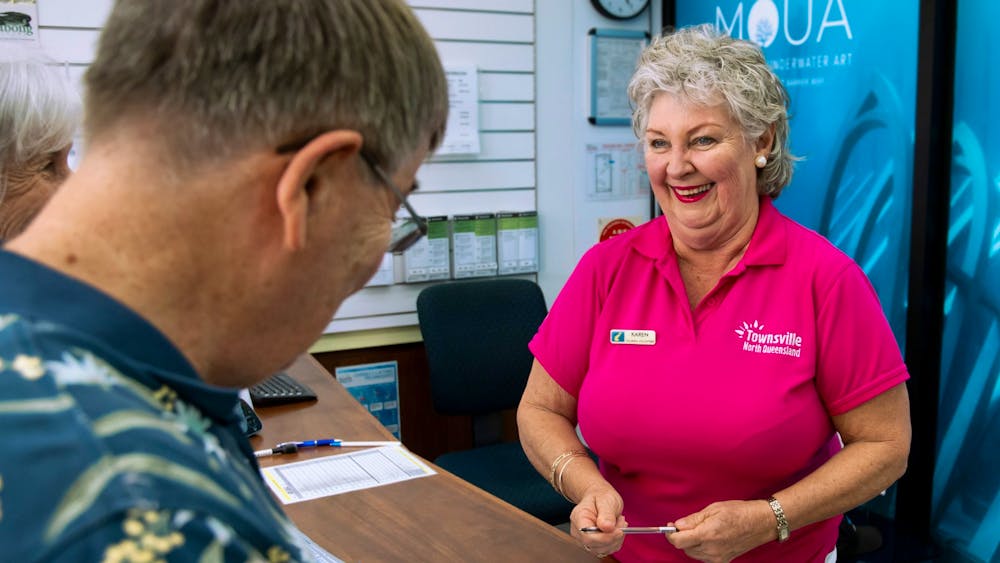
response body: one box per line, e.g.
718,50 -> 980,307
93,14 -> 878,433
29,0 -> 538,336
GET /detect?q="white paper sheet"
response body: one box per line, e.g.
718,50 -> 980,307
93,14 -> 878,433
437,64 -> 480,155
261,445 -> 436,504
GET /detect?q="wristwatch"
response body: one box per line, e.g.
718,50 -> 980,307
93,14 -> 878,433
767,496 -> 790,542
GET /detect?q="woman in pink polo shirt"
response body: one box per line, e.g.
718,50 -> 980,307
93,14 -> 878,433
518,24 -> 910,562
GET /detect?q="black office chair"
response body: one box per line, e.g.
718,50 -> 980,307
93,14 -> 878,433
416,278 -> 574,525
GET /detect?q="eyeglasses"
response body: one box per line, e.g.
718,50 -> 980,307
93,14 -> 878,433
275,136 -> 428,254
357,151 -> 428,253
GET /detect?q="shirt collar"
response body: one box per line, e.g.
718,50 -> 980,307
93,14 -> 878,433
630,196 -> 787,268
743,197 -> 787,267
0,249 -> 240,423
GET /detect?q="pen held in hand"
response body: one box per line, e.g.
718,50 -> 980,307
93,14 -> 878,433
580,526 -> 677,534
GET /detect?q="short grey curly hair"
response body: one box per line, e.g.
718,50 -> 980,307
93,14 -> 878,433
628,24 -> 796,197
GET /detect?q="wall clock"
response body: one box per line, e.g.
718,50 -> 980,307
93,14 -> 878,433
590,0 -> 651,20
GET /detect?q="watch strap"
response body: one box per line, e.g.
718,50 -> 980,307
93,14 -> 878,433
767,496 -> 790,543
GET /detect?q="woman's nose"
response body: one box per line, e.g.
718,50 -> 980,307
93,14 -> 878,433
664,147 -> 694,179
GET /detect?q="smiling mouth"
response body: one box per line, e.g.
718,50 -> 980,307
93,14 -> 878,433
668,182 -> 715,204
671,183 -> 714,196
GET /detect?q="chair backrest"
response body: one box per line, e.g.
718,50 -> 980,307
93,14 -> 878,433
417,278 -> 547,417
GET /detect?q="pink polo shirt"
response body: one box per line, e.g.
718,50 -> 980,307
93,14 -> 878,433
530,198 -> 909,562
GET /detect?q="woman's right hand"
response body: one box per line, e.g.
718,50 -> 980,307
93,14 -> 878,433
570,483 -> 627,558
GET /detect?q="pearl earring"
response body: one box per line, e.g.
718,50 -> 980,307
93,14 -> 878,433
755,155 -> 768,168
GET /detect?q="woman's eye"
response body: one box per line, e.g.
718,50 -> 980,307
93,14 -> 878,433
649,139 -> 668,149
692,136 -> 716,147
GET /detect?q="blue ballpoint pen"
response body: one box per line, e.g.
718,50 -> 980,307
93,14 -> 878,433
253,438 -> 402,458
291,439 -> 340,448
286,439 -> 401,448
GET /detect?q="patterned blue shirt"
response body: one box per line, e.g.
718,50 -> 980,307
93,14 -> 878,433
0,250 -> 310,562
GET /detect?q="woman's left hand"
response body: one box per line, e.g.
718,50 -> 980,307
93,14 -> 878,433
665,500 -> 775,563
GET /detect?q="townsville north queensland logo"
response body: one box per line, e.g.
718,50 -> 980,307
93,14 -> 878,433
734,320 -> 803,357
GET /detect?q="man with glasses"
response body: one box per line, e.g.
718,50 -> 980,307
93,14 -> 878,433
276,142 -> 429,254
0,1 -> 447,560
360,151 -> 429,253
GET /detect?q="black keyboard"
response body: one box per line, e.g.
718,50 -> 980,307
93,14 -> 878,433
249,372 -> 317,406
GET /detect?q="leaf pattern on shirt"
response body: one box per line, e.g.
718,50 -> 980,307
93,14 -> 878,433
0,395 -> 75,415
153,386 -> 178,412
45,349 -> 167,414
12,354 -> 44,380
267,545 -> 293,562
0,281 -> 309,562
46,350 -> 119,387
102,509 -> 184,563
172,400 -> 227,470
92,410 -> 195,447
45,453 -> 243,543
44,352 -> 234,473
100,508 -> 296,563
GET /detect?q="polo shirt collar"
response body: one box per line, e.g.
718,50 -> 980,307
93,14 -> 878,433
0,249 -> 240,424
744,197 -> 787,267
630,196 -> 787,268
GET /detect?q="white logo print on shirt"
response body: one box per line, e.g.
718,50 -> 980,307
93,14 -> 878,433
734,320 -> 803,358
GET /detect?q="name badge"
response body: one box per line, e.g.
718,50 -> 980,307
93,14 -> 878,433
609,329 -> 656,345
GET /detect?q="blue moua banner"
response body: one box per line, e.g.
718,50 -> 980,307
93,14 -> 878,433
935,0 -> 1000,560
674,0 -> 919,349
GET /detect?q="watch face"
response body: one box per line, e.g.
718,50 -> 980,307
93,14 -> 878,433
592,0 -> 649,20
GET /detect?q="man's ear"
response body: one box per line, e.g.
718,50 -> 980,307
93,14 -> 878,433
275,130 -> 363,251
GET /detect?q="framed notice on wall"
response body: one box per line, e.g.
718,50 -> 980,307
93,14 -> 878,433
588,28 -> 649,126
335,361 -> 401,439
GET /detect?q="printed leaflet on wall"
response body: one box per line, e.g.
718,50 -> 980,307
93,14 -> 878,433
402,216 -> 450,283
497,211 -> 539,275
451,213 -> 498,279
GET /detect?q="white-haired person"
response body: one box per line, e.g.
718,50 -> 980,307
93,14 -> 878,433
518,25 -> 911,562
0,0 -> 447,560
0,44 -> 80,239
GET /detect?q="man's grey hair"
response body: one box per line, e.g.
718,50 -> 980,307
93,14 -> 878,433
84,0 -> 449,175
0,44 -> 80,203
628,24 -> 796,197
